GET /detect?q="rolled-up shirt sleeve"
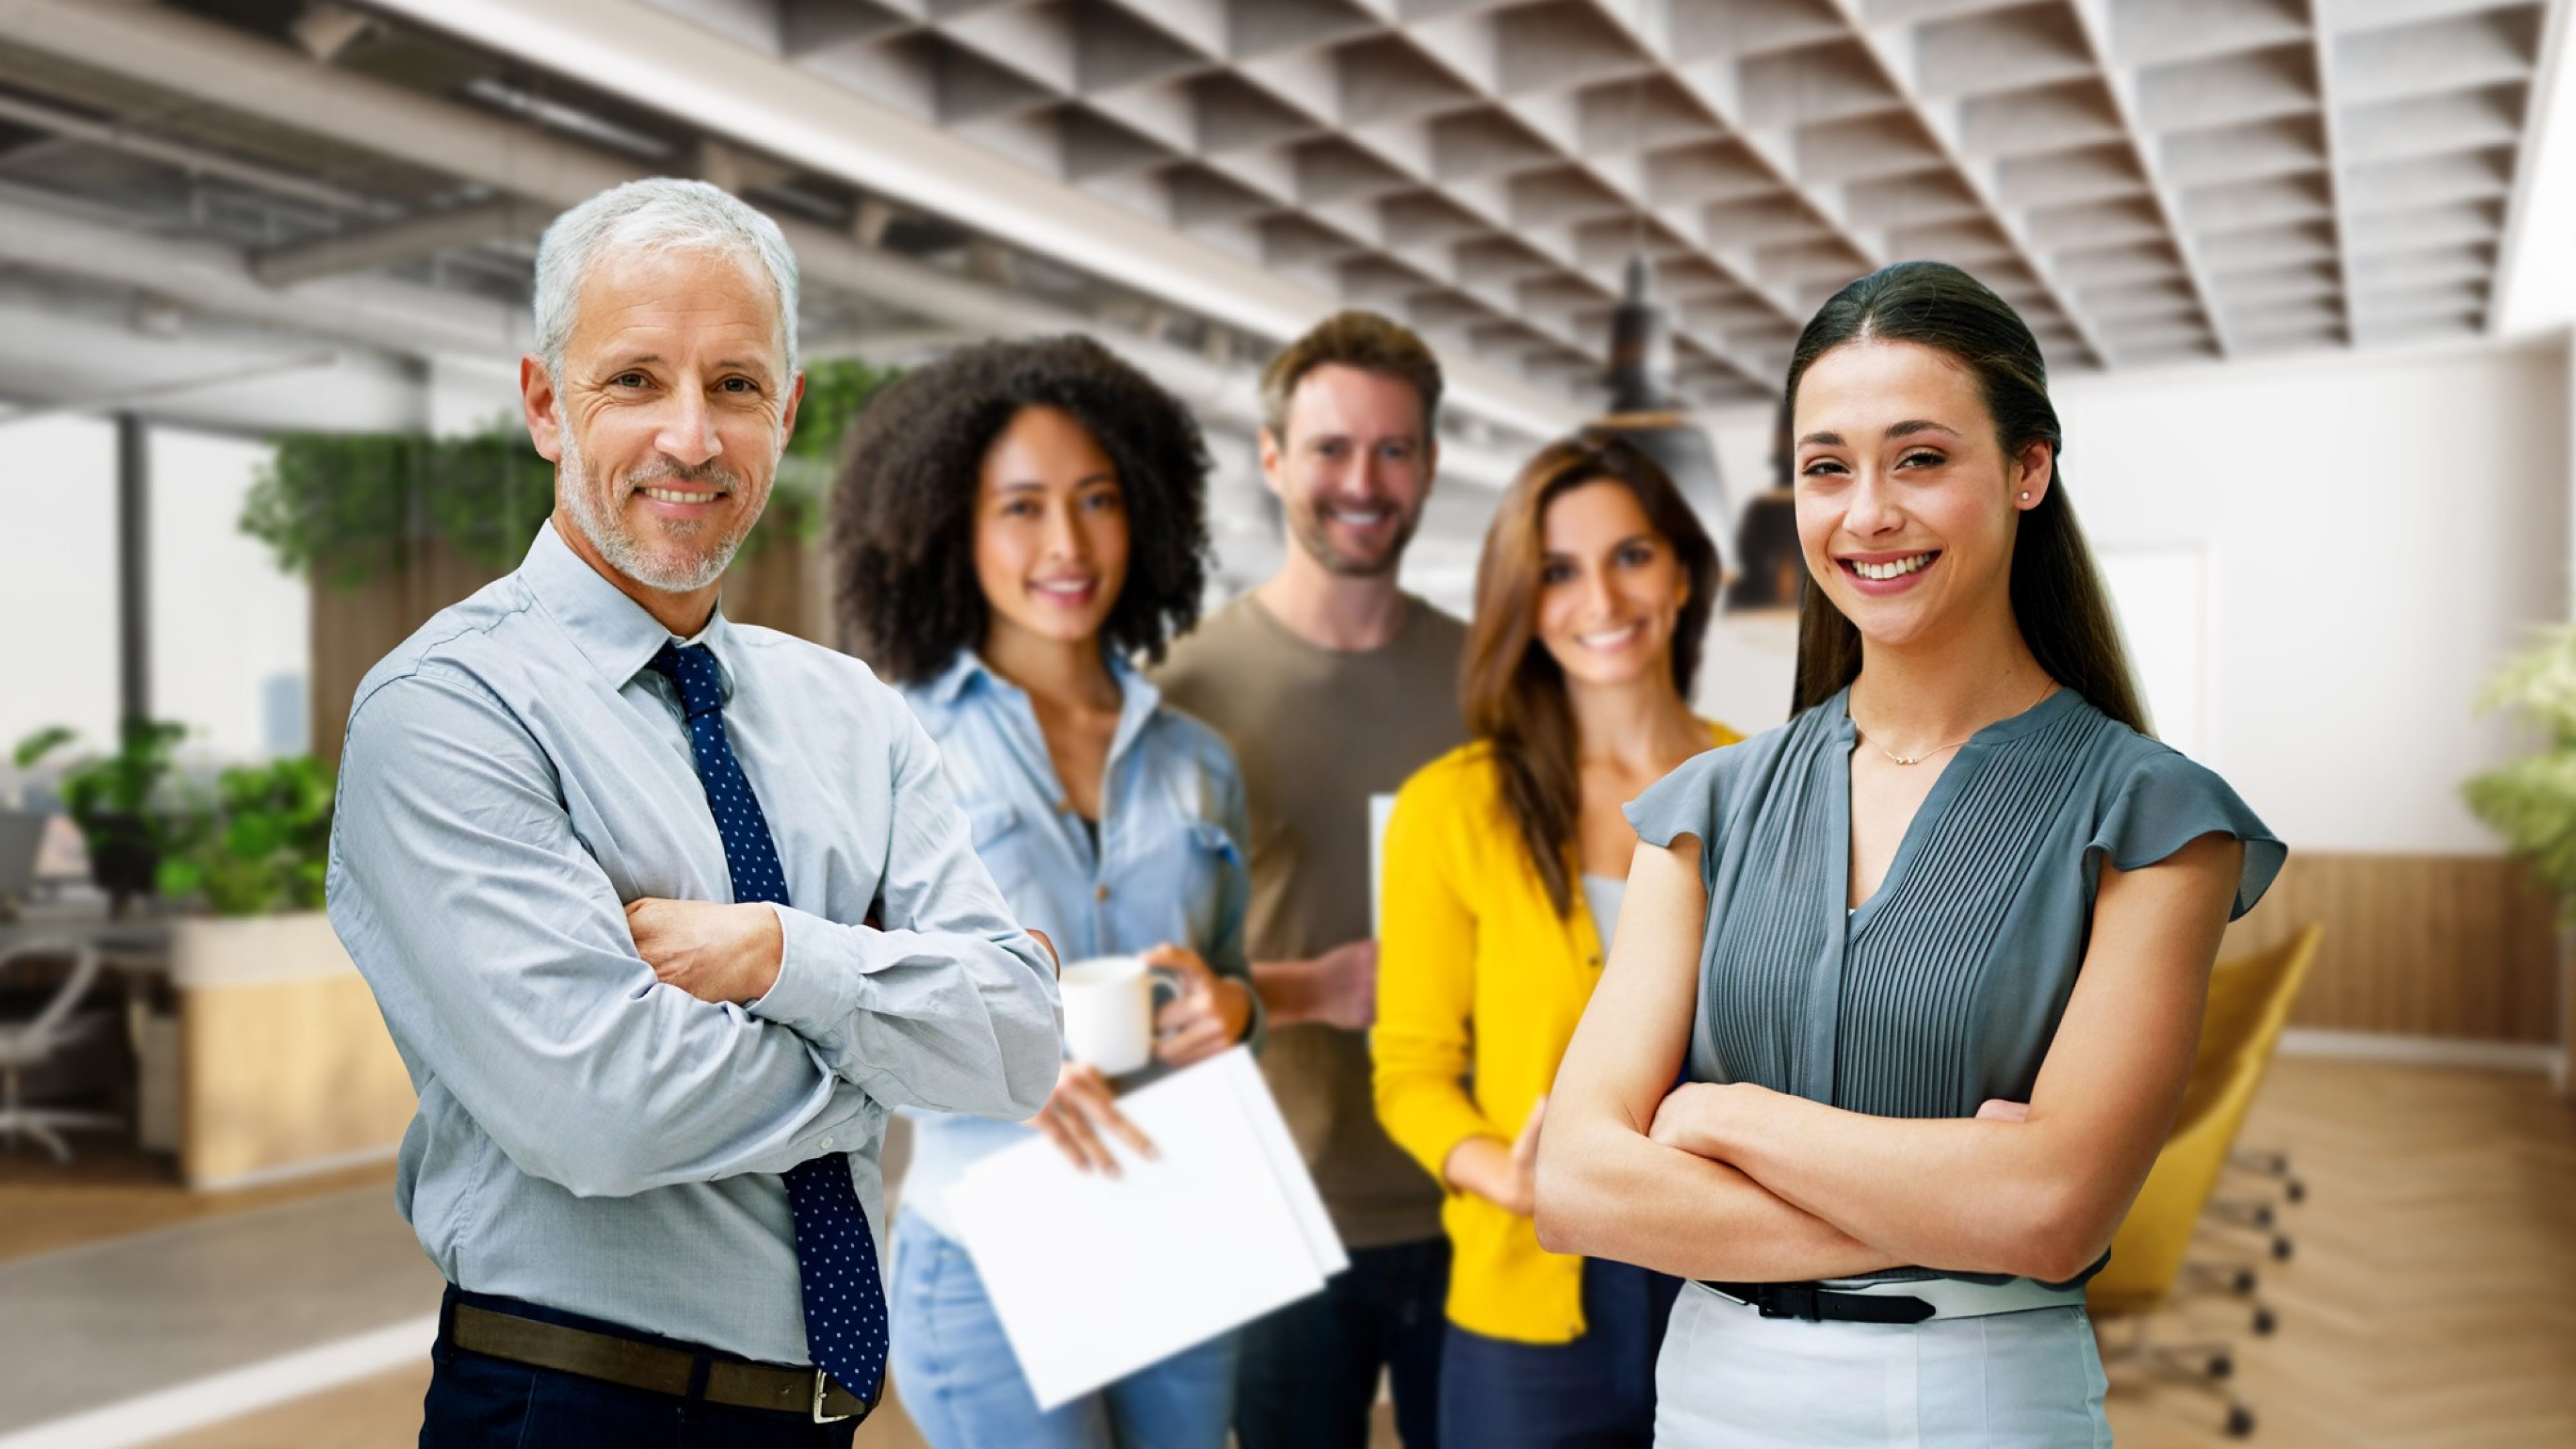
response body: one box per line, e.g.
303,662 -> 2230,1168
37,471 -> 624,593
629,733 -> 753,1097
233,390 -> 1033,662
329,667 -> 871,1200
749,698 -> 1061,1121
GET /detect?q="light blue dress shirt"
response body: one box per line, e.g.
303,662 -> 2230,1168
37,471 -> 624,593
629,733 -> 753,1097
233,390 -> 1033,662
894,649 -> 1255,1240
327,521 -> 1061,1364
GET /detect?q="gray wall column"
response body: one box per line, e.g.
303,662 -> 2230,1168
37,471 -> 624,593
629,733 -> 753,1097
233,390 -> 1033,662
115,411 -> 148,723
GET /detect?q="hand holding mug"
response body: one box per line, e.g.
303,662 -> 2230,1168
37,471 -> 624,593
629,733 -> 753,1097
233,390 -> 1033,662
1144,944 -> 1250,1069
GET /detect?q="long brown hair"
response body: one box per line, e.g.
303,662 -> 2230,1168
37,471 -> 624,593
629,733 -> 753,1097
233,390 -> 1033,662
1784,262 -> 2147,734
1462,431 -> 1720,915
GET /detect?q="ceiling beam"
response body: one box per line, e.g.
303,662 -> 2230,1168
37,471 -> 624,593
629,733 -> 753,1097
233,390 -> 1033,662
0,89 -> 382,216
252,197 -> 541,286
0,0 -> 1577,447
0,186 -> 531,362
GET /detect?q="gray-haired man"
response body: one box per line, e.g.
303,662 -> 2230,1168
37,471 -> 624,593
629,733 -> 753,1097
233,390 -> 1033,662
328,178 -> 1061,1447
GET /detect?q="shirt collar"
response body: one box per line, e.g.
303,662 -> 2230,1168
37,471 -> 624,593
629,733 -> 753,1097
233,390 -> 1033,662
520,520 -> 735,694
921,648 -> 994,709
920,647 -> 1163,763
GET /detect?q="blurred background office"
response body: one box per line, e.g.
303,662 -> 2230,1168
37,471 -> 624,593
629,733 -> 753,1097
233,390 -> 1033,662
0,1 -> 2569,1446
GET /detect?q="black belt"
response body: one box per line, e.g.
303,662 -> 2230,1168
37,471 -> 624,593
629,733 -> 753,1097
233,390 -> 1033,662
1699,1280 -> 1935,1324
448,1299 -> 874,1425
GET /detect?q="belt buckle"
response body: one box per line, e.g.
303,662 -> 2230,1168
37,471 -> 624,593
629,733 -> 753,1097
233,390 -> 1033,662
810,1369 -> 853,1424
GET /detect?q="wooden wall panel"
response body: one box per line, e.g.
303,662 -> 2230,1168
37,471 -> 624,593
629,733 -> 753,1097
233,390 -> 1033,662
309,539 -> 506,767
2221,852 -> 2561,1043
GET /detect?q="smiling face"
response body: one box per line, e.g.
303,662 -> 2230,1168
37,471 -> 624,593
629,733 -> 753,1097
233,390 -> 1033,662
527,245 -> 800,599
973,405 -> 1130,653
1791,339 -> 2050,651
1260,364 -> 1435,577
1532,478 -> 1689,691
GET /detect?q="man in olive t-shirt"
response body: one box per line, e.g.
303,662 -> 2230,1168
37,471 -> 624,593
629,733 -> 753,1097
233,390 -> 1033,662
1153,311 -> 1467,1449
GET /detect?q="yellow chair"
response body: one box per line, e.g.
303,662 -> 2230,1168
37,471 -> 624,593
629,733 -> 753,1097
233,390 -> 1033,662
2088,923 -> 2324,1437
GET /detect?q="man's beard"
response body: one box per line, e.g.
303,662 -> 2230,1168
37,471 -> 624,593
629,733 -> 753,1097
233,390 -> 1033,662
1287,492 -> 1421,578
557,430 -> 759,594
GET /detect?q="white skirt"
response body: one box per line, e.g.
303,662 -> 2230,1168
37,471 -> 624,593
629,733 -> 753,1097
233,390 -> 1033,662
1654,1283 -> 2112,1448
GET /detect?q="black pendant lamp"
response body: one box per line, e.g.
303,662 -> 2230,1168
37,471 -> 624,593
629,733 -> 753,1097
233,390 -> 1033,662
1591,256 -> 1733,581
1721,401 -> 1803,616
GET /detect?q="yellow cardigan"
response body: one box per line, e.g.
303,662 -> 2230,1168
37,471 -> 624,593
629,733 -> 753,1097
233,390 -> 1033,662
1373,724 -> 1739,1344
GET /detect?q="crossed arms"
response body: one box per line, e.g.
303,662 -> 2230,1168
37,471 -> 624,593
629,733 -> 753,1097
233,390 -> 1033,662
1534,828 -> 2243,1285
329,667 -> 1061,1199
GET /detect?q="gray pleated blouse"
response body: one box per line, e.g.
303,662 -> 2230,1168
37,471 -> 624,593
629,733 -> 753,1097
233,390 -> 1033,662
1627,684 -> 2284,1189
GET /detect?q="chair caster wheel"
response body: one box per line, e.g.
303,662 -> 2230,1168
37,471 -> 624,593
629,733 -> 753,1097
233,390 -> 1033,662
2271,1237 -> 2294,1261
2210,1354 -> 2234,1379
2226,1406 -> 2257,1437
2253,1307 -> 2277,1336
2286,1179 -> 2305,1203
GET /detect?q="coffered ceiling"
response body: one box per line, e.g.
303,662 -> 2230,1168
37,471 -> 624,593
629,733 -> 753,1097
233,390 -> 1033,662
607,0 -> 2565,405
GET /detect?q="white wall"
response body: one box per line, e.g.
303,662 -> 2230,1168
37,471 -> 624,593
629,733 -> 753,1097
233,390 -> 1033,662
2061,337 -> 2568,855
1680,336 -> 2573,857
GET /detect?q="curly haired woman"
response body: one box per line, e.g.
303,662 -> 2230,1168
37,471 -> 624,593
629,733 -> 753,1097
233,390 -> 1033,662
833,335 -> 1258,1449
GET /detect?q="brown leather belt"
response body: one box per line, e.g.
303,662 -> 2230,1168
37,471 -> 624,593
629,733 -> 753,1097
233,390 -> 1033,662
450,1301 -> 873,1424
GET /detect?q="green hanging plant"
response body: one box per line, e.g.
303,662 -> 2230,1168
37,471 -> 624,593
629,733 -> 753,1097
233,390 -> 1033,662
241,358 -> 900,588
2464,624 -> 2576,914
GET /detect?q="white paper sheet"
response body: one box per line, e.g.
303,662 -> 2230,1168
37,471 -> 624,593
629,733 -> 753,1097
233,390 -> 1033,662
940,1048 -> 1346,1410
1368,792 -> 1397,937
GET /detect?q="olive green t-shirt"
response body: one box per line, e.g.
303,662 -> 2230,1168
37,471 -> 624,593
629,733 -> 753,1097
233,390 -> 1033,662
1151,590 -> 1468,1249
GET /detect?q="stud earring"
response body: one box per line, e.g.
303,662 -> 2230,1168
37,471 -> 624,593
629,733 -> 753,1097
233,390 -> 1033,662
2018,490 -> 2031,501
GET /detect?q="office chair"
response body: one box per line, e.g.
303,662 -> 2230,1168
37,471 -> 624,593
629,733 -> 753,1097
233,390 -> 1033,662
2088,923 -> 2324,1438
0,941 -> 124,1163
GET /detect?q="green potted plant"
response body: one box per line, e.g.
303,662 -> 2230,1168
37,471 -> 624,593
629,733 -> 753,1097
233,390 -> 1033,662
146,753 -> 398,1187
155,755 -> 333,917
2463,623 -> 2576,1089
12,716 -> 189,913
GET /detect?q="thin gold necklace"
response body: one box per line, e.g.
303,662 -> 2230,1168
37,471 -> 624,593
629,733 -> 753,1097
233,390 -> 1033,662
1854,680 -> 2055,766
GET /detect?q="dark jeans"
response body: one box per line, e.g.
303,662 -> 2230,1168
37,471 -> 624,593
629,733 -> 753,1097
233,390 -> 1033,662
1234,1236 -> 1450,1449
1436,1258 -> 1680,1449
420,1287 -> 855,1449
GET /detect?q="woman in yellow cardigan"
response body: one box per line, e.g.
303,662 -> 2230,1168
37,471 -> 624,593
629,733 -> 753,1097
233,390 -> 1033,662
1375,431 -> 1738,1448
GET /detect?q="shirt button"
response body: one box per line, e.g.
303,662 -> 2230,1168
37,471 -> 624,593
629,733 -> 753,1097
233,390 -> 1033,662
1094,883 -> 1110,902
1055,797 -> 1073,813
819,1136 -> 834,1150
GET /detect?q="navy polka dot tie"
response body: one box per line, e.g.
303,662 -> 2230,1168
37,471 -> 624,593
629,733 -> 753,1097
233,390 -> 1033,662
646,642 -> 885,1409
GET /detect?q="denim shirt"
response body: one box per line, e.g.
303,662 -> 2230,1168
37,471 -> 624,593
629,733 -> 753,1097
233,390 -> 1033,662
894,649 -> 1258,1238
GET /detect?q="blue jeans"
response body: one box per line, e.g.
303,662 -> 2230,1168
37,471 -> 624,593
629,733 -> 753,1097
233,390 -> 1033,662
1234,1235 -> 1449,1449
888,1210 -> 1239,1449
419,1287 -> 854,1449
1437,1258 -> 1680,1449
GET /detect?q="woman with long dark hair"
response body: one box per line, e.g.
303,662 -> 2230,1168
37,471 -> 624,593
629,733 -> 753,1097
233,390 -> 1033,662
1535,262 -> 2286,1442
1373,432 -> 1738,1448
834,335 -> 1258,1448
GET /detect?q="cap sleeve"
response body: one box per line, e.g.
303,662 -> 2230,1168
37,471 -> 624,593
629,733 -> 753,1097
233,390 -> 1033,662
1625,746 -> 1727,850
2089,750 -> 2286,920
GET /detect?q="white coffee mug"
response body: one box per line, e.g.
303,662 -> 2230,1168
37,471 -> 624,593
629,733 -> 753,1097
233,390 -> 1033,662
1059,955 -> 1182,1077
